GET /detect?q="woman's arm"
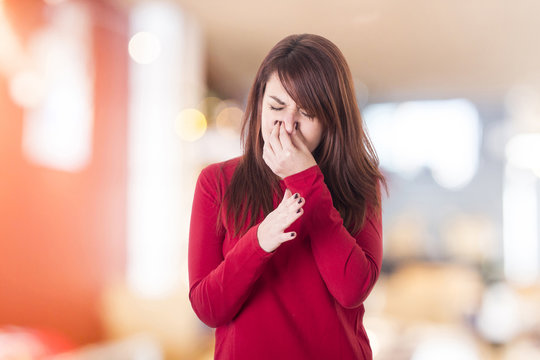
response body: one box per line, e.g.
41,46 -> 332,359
282,165 -> 383,309
188,165 -> 273,328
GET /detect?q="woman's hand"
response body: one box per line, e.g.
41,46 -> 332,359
263,121 -> 317,179
257,189 -> 305,252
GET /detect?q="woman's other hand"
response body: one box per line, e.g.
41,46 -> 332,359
257,189 -> 305,252
263,121 -> 317,179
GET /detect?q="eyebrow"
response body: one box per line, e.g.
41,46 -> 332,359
269,95 -> 286,105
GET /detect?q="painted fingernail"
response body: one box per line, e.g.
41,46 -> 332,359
298,198 -> 302,204
294,193 -> 299,199
297,209 -> 301,213
291,232 -> 295,237
274,120 -> 278,125
294,122 -> 298,130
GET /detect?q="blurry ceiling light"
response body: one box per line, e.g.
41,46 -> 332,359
8,70 -> 45,108
174,108 -> 207,142
128,31 -> 161,64
215,106 -> 243,136
364,99 -> 481,190
505,133 -> 540,176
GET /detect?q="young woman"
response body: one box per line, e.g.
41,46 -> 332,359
188,33 -> 386,359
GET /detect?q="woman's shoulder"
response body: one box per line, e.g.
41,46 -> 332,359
198,156 -> 242,183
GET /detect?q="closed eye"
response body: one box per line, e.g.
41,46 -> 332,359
269,104 -> 313,119
300,110 -> 314,119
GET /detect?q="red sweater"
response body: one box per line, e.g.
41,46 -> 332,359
188,157 -> 383,359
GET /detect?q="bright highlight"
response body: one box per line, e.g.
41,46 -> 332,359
364,99 -> 481,190
505,133 -> 540,177
175,109 -> 207,142
128,32 -> 162,64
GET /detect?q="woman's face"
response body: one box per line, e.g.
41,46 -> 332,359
260,72 -> 323,153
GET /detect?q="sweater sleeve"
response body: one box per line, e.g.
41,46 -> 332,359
188,165 -> 274,328
283,165 -> 383,309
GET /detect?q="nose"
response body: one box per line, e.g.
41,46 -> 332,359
281,110 -> 297,134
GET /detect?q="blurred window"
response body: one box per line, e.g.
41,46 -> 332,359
364,99 -> 481,190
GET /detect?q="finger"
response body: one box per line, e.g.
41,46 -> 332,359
291,126 -> 310,152
286,192 -> 302,206
279,121 -> 296,150
263,141 -> 276,157
291,128 -> 308,149
287,206 -> 304,225
266,128 -> 275,153
295,196 -> 305,209
280,231 -> 297,244
279,201 -> 304,228
282,188 -> 292,201
290,196 -> 305,214
269,121 -> 283,153
277,189 -> 292,210
263,140 -> 275,160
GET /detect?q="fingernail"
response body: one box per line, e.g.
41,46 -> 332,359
297,209 -> 301,213
294,122 -> 298,130
291,232 -> 295,237
274,120 -> 278,125
294,193 -> 299,199
298,198 -> 302,204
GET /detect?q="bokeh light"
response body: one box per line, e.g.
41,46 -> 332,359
215,106 -> 243,136
174,109 -> 207,142
128,31 -> 162,64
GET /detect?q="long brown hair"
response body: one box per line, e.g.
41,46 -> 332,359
223,33 -> 387,237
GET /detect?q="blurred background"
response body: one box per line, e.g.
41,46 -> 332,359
1,0 -> 540,359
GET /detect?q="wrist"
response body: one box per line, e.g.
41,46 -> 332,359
257,223 -> 274,253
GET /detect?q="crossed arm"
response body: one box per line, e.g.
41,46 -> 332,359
188,164 -> 383,327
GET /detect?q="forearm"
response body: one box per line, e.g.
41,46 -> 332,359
309,204 -> 381,308
283,165 -> 382,308
189,224 -> 273,327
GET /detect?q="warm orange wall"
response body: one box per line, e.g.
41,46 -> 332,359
0,0 -> 129,345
